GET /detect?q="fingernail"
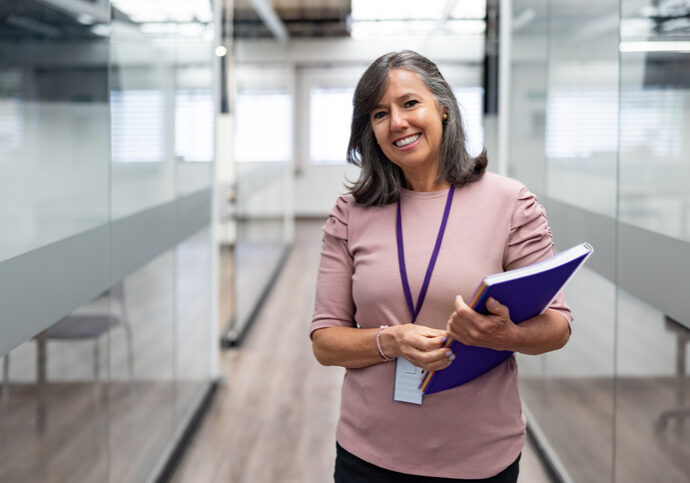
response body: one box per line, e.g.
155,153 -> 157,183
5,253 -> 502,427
449,355 -> 456,361
445,350 -> 452,357
442,336 -> 448,344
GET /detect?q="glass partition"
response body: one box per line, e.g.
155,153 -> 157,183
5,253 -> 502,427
615,1 -> 690,480
107,253 -> 175,482
0,2 -> 110,479
507,0 -> 548,198
0,0 -> 216,481
510,0 -> 690,481
226,62 -> 294,342
0,6 -> 110,265
544,1 -> 620,218
542,1 -> 618,480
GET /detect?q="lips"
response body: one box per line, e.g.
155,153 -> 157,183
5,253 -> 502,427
393,133 -> 421,147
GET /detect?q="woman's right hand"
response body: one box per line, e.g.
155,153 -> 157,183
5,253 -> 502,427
381,324 -> 455,372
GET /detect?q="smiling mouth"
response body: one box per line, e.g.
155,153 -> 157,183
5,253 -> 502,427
393,133 -> 421,147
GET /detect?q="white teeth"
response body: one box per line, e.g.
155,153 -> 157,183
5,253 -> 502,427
394,134 -> 420,147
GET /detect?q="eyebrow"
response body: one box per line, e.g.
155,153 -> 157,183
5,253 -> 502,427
373,92 -> 419,111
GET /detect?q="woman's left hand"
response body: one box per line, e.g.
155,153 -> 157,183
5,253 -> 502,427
445,295 -> 518,351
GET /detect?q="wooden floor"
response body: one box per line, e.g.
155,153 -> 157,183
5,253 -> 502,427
170,220 -> 552,483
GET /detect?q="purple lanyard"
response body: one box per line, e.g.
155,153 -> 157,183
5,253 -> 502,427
396,186 -> 455,324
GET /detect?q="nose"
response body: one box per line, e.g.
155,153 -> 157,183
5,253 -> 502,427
389,107 -> 408,131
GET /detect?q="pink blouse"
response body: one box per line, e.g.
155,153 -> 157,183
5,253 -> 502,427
311,172 -> 572,479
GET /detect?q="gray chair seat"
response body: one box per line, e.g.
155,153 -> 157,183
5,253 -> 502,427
44,315 -> 121,340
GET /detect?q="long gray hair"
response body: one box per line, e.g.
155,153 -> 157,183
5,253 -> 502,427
346,50 -> 487,206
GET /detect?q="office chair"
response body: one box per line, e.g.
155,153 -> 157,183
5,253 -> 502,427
0,282 -> 134,428
655,315 -> 690,432
1,353 -> 8,430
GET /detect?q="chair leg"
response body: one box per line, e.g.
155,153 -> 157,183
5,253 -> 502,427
2,354 -> 9,430
36,334 -> 46,433
93,340 -> 101,410
123,322 -> 135,399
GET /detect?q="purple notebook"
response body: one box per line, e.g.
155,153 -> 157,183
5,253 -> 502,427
420,243 -> 593,395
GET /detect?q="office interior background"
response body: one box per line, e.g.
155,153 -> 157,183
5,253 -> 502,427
0,0 -> 688,481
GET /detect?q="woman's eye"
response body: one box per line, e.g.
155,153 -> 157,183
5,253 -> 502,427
373,111 -> 387,120
405,100 -> 419,108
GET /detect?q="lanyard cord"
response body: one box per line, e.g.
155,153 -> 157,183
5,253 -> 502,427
396,186 -> 455,324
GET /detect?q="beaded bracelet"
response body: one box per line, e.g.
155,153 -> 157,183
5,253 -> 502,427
376,325 -> 393,362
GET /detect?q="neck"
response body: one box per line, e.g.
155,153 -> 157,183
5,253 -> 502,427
403,175 -> 451,192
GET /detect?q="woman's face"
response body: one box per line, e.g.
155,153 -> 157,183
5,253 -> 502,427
370,68 -> 445,184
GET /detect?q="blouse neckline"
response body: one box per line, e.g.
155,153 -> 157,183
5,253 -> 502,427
400,186 -> 454,200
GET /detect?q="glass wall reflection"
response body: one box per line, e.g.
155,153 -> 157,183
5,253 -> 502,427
510,0 -> 690,482
228,62 -> 294,342
0,1 -> 110,263
1,299 -> 112,482
616,1 -> 690,481
0,1 -> 111,480
0,0 -> 216,481
176,228 -> 213,422
513,1 -> 619,478
544,1 -> 620,218
108,254 -> 176,482
507,0 -> 548,198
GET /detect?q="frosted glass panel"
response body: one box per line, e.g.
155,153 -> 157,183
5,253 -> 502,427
507,0 -> 548,195
111,90 -> 165,163
544,0 -> 620,219
175,64 -> 214,196
0,0 -> 215,482
0,42 -> 109,262
619,53 -> 690,240
175,90 -> 214,163
109,55 -> 175,220
230,62 -> 294,341
510,1 -> 619,481
615,1 -> 690,480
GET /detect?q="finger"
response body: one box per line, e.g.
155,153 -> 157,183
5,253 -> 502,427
445,326 -> 466,345
415,348 -> 456,371
454,294 -> 467,311
431,349 -> 456,370
420,358 -> 453,373
410,333 -> 446,351
486,297 -> 510,319
414,325 -> 447,338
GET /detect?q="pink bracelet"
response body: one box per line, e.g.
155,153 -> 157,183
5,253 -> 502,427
376,325 -> 393,362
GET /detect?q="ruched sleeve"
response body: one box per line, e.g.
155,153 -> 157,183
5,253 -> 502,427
503,186 -> 572,324
323,194 -> 349,240
310,196 -> 357,337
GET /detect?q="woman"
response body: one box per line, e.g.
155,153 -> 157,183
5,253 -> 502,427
310,50 -> 572,482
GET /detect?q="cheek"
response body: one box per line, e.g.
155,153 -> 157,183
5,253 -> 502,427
371,124 -> 386,144
427,119 -> 443,144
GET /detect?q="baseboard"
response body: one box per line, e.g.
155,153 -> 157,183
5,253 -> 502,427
523,404 -> 575,483
220,244 -> 292,348
150,380 -> 220,483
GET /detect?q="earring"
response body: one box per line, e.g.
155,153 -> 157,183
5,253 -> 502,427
442,113 -> 448,120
